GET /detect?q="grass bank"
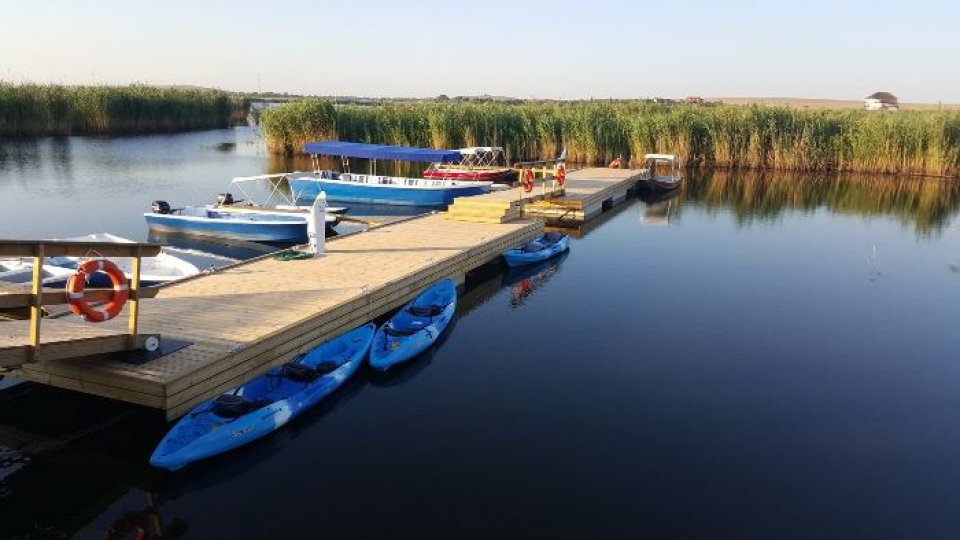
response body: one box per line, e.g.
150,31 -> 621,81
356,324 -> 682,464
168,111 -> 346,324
0,84 -> 250,136
261,100 -> 960,177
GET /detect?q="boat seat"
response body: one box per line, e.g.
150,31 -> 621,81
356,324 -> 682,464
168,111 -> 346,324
282,360 -> 340,382
542,232 -> 564,244
384,325 -> 421,336
407,304 -> 445,317
282,362 -> 322,382
521,241 -> 544,253
213,394 -> 264,419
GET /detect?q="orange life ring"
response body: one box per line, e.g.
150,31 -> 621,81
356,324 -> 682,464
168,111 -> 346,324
555,164 -> 566,186
521,169 -> 535,193
66,259 -> 129,323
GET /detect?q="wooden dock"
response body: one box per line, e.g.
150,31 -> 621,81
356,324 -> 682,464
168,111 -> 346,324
521,168 -> 649,223
0,169 -> 650,419
2,214 -> 540,419
445,168 -> 647,224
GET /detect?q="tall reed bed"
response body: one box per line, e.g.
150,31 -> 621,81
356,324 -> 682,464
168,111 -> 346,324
261,100 -> 960,177
0,84 -> 250,136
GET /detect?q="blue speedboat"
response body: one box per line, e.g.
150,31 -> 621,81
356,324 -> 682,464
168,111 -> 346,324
143,202 -> 338,243
289,141 -> 492,207
370,280 -> 457,371
503,232 -> 571,267
150,323 -> 376,470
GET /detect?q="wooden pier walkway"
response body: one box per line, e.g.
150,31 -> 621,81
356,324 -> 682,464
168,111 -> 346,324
4,214 -> 540,419
0,168 -> 650,419
446,168 -> 648,224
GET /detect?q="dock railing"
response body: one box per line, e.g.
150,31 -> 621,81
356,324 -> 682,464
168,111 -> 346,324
0,240 -> 163,366
511,159 -> 566,202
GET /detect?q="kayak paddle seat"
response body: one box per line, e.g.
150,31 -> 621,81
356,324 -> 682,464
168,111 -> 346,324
281,360 -> 340,382
407,304 -> 445,317
384,324 -> 421,336
521,241 -> 544,253
542,231 -> 564,244
282,362 -> 322,382
213,394 -> 265,419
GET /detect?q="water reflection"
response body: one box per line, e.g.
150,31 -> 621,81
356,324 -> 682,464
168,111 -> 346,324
503,251 -> 569,308
685,170 -> 960,235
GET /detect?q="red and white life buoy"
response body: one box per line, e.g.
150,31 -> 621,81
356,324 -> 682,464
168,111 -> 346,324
555,164 -> 566,187
66,259 -> 129,323
521,169 -> 535,193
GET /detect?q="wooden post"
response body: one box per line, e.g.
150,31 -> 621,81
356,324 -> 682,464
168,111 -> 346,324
28,244 -> 44,362
127,246 -> 141,349
541,165 -> 547,197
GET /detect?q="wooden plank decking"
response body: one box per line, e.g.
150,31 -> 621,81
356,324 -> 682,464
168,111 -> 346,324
522,168 -> 649,222
6,213 -> 541,418
445,168 -> 648,224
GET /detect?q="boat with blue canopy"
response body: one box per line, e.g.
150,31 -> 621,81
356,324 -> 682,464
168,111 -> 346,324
288,141 -> 493,207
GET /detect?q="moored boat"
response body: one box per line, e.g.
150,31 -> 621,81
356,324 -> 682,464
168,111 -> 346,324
150,322 -> 376,470
369,279 -> 457,371
0,258 -> 74,285
289,141 -> 492,207
642,153 -> 683,192
44,233 -> 200,287
503,232 -> 571,268
144,203 -> 320,243
422,147 -> 517,183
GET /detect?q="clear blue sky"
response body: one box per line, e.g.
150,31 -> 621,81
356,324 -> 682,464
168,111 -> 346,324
2,0 -> 958,102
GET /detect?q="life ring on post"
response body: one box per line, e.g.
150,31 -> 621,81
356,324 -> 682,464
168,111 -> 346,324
521,169 -> 535,193
66,259 -> 129,323
555,164 -> 566,187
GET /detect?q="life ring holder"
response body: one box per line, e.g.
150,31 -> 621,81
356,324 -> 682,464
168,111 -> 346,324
521,169 -> 535,193
66,258 -> 129,323
555,163 -> 566,187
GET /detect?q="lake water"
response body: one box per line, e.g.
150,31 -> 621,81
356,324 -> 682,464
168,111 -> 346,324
3,129 -> 960,539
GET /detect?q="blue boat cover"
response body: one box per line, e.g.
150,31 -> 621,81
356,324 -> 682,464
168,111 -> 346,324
302,141 -> 461,163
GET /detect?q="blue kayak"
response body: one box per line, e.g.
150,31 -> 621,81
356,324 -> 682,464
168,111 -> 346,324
369,279 -> 457,371
503,232 -> 571,267
150,323 -> 376,470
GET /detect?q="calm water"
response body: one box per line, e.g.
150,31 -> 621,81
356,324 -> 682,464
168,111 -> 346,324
3,130 -> 960,539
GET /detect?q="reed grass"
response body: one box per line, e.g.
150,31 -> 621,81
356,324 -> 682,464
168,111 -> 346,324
0,83 -> 250,136
261,100 -> 960,177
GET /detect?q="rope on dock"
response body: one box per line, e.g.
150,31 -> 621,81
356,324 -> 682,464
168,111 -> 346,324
272,250 -> 314,261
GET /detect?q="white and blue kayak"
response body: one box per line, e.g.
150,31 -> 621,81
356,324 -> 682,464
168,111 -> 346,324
503,232 -> 571,268
369,279 -> 457,371
150,323 -> 376,470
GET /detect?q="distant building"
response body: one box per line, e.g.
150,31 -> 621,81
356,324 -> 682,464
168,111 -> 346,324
864,92 -> 899,111
685,96 -> 704,104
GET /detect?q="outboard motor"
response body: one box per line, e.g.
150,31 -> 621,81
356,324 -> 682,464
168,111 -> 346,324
151,200 -> 171,214
216,193 -> 235,206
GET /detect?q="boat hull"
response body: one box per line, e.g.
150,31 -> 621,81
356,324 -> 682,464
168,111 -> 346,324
369,280 -> 457,371
422,168 -> 517,182
144,213 -> 308,243
289,178 -> 489,207
504,234 -> 571,267
644,176 -> 682,192
149,323 -> 376,470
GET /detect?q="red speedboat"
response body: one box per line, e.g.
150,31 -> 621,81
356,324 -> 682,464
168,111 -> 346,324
423,147 -> 517,183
